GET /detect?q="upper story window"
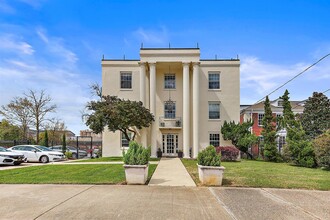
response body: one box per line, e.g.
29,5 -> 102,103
164,74 -> 176,89
278,101 -> 284,107
208,72 -> 220,89
258,113 -> 264,126
120,72 -> 132,89
164,101 -> 176,119
209,102 -> 220,119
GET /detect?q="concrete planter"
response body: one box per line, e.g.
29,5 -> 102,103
124,164 -> 149,185
197,164 -> 225,186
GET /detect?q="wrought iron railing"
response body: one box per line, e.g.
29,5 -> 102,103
159,117 -> 182,128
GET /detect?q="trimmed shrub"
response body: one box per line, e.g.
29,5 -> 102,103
197,145 -> 221,166
313,130 -> 330,169
215,146 -> 240,161
65,151 -> 72,159
123,141 -> 150,165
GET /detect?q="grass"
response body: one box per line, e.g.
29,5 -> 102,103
0,164 -> 157,184
72,157 -> 160,163
181,159 -> 330,190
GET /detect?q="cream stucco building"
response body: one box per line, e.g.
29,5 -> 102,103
102,48 -> 240,158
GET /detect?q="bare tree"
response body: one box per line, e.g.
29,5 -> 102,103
43,118 -> 66,146
0,97 -> 32,139
25,90 -> 57,143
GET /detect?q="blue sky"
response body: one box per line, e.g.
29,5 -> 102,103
0,0 -> 329,134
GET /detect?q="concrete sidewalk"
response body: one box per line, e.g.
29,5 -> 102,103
1,185 -> 329,220
148,157 -> 196,186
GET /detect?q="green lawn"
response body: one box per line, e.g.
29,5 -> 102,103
73,157 -> 160,163
181,159 -> 330,190
0,164 -> 157,184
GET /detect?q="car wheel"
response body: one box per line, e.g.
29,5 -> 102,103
40,155 -> 49,163
72,153 -> 77,159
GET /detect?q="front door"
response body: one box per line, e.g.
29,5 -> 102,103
162,134 -> 178,156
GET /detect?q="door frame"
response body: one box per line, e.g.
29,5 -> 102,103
162,133 -> 178,157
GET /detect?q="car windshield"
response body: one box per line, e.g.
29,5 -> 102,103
36,146 -> 53,151
0,147 -> 10,152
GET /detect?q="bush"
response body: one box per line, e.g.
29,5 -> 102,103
123,141 -> 150,165
215,146 -> 239,161
65,151 -> 72,159
197,145 -> 221,166
313,130 -> 330,169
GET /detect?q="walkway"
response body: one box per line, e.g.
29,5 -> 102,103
148,157 -> 196,186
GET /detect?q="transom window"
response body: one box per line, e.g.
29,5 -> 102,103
121,132 -> 132,148
164,101 -> 176,119
164,74 -> 176,89
258,113 -> 264,126
208,72 -> 220,89
120,72 -> 132,89
209,133 -> 220,147
209,102 -> 220,119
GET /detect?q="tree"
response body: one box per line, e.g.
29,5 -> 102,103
43,118 -> 66,146
62,133 -> 67,154
0,97 -> 32,139
279,89 -> 298,130
40,130 -> 49,147
301,92 -> 330,139
25,90 -> 57,143
313,130 -> 330,169
0,119 -> 20,140
85,95 -> 154,141
221,120 -> 258,159
262,96 -> 280,162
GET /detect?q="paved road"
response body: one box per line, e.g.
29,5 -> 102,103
0,185 -> 329,220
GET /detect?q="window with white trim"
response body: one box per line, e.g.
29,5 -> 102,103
164,74 -> 176,89
209,102 -> 220,119
209,133 -> 220,147
258,113 -> 264,126
121,132 -> 132,148
164,101 -> 176,119
120,72 -> 132,89
208,72 -> 220,89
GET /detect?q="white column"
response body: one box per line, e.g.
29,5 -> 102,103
193,62 -> 200,158
149,62 -> 157,157
183,62 -> 190,158
139,62 -> 147,147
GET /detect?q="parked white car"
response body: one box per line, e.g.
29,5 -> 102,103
0,146 -> 26,165
8,145 -> 65,163
49,145 -> 88,159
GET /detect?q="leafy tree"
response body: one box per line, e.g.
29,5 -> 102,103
0,119 -> 20,140
221,120 -> 258,159
262,96 -> 280,162
25,90 -> 57,143
301,92 -> 330,139
0,97 -> 32,139
85,96 -> 154,141
62,133 -> 67,154
313,130 -> 330,169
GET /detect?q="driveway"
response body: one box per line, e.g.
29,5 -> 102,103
0,185 -> 329,220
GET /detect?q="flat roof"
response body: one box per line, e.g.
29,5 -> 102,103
140,47 -> 200,50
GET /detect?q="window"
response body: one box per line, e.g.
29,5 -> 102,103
209,133 -> 220,147
208,72 -> 220,89
164,74 -> 176,89
121,132 -> 132,148
258,113 -> 264,126
120,72 -> 132,89
164,101 -> 176,119
209,102 -> 220,119
278,101 -> 283,107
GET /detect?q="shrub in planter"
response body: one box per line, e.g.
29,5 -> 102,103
313,130 -> 330,169
178,150 -> 183,158
215,146 -> 240,161
197,146 -> 225,186
123,141 -> 150,184
157,148 -> 162,158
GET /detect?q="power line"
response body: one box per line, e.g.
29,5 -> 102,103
292,88 -> 330,109
254,53 -> 330,104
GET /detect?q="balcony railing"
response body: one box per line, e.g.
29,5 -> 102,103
159,117 -> 182,129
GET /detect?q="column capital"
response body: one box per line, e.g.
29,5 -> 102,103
149,62 -> 156,67
192,62 -> 200,67
182,62 -> 190,67
138,62 -> 146,66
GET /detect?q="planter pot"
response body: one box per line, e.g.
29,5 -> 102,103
178,151 -> 183,158
124,164 -> 149,185
197,164 -> 225,186
157,151 -> 162,158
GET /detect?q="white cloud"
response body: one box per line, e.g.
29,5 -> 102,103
133,26 -> 169,45
0,34 -> 34,55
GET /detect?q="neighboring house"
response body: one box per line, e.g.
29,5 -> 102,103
240,98 -> 305,154
102,47 -> 240,158
28,129 -> 75,142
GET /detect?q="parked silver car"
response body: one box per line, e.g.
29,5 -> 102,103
49,145 -> 87,159
0,146 -> 26,165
